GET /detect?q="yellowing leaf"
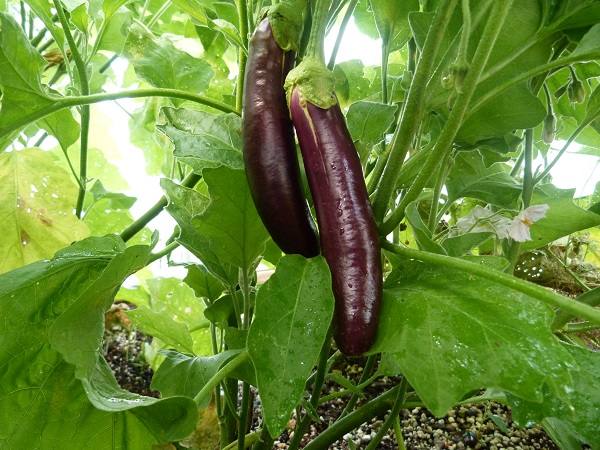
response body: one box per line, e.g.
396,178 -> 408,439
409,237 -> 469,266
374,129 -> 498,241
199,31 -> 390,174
0,148 -> 89,273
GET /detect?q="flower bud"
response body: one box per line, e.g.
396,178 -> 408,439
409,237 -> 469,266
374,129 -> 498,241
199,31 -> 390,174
542,113 -> 556,144
567,78 -> 585,104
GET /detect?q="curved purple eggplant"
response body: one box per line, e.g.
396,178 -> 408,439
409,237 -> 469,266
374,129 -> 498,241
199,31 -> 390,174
289,88 -> 382,356
242,18 -> 319,258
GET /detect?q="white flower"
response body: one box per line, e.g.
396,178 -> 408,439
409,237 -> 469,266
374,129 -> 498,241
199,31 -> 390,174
456,206 -> 511,239
508,204 -> 550,242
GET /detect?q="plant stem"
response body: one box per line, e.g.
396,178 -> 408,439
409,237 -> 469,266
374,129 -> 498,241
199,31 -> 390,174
382,241 -> 600,325
146,241 -> 180,265
327,0 -> 358,70
428,150 -> 452,233
251,426 -> 274,450
146,1 -> 171,29
565,321 -> 600,333
235,0 -> 249,112
379,0 -> 514,236
0,89 -> 239,142
371,0 -> 459,224
393,415 -> 407,450
303,384 -> 400,450
505,128 -> 534,273
224,431 -> 260,450
552,285 -> 600,331
194,351 -> 250,405
53,0 -> 91,219
238,381 -> 252,450
364,377 -> 409,450
339,354 -> 377,417
119,172 -> 201,242
288,332 -> 333,450
305,0 -> 332,61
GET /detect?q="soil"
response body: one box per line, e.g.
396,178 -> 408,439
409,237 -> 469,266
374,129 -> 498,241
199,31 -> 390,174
103,305 -> 564,450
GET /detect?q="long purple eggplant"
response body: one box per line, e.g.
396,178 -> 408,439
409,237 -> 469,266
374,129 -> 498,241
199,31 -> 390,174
242,18 -> 319,258
289,88 -> 382,356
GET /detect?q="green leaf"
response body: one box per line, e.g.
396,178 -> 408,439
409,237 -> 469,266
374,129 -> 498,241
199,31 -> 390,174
0,148 -> 90,274
151,349 -> 242,407
405,201 -> 446,254
0,13 -> 79,151
82,355 -> 198,442
247,255 -> 335,437
570,23 -> 600,60
183,264 -> 225,301
123,23 -> 215,105
520,184 -> 600,251
508,344 -> 600,449
369,0 -> 419,51
371,258 -> 575,417
49,242 -> 151,379
161,178 -> 238,286
158,107 -> 243,171
346,101 -> 398,164
333,60 -> 376,108
126,305 -> 195,354
96,9 -> 133,54
446,152 -> 521,209
0,235 -> 196,446
441,232 -> 493,257
192,167 -> 270,276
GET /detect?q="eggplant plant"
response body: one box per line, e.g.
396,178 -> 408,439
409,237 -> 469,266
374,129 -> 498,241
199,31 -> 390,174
1,0 -> 600,448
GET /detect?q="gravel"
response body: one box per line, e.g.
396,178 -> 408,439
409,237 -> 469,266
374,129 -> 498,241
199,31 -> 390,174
103,307 -> 562,449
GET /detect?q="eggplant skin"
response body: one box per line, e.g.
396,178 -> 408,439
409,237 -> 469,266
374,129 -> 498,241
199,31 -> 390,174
242,18 -> 320,258
289,88 -> 383,356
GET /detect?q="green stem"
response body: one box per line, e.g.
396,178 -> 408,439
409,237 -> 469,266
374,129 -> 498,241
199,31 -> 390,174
119,172 -> 201,242
565,321 -> 600,333
552,286 -> 600,331
371,0 -> 459,223
318,371 -> 380,403
0,89 -> 239,142
381,41 -> 390,104
146,1 -> 171,28
457,0 -> 471,62
54,0 -> 91,219
379,0 -> 514,236
428,150 -> 452,233
235,0 -> 250,112
547,250 -> 590,293
393,416 -> 406,450
505,128 -> 534,273
382,241 -> 600,325
339,354 -> 377,417
238,382 -> 252,450
251,426 -> 274,450
224,432 -> 260,450
364,377 -> 409,450
194,351 -> 250,405
288,332 -> 333,450
534,119 -> 597,184
146,241 -> 180,265
466,52 -> 591,122
303,384 -> 400,450
305,0 -> 332,61
327,0 -> 358,70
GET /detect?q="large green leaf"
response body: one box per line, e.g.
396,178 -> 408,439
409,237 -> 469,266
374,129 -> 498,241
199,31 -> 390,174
161,178 -> 238,286
508,344 -> 600,449
371,257 -> 575,417
0,13 -> 79,151
0,148 -> 90,274
346,101 -> 398,164
158,107 -> 243,171
247,255 -> 335,437
521,184 -> 600,251
192,167 -> 270,277
122,23 -> 215,105
446,152 -> 521,209
126,305 -> 195,354
151,349 -> 242,407
0,236 -> 197,447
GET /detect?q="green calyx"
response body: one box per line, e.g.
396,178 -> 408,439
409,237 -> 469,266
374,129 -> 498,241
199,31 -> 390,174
284,56 -> 337,109
268,0 -> 307,52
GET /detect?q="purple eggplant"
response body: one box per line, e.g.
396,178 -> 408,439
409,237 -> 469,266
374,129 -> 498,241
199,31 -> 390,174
289,88 -> 382,356
242,18 -> 319,258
